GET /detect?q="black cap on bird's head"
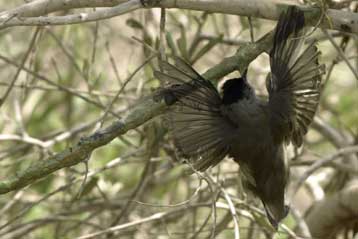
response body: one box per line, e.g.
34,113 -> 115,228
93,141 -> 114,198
222,69 -> 254,105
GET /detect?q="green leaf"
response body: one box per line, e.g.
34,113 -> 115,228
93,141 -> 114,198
177,25 -> 189,61
82,58 -> 89,80
166,32 -> 178,56
126,18 -> 144,29
77,176 -> 99,199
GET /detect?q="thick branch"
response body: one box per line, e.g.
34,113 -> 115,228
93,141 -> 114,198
0,0 -> 357,33
1,0 -> 128,17
204,32 -> 273,81
160,0 -> 358,34
0,0 -> 141,27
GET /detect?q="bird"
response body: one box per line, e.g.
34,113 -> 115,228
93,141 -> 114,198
154,6 -> 325,229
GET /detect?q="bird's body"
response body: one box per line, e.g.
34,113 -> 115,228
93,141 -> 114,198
154,6 -> 325,229
221,80 -> 289,225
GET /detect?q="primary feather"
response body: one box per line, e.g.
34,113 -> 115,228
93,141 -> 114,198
268,7 -> 325,147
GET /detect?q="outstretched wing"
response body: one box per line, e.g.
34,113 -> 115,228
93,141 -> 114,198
154,57 -> 236,171
268,6 -> 325,147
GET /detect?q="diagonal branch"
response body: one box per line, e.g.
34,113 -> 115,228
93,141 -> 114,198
0,30 -> 273,195
0,95 -> 168,194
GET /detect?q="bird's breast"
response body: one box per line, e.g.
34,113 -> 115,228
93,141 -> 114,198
221,99 -> 272,146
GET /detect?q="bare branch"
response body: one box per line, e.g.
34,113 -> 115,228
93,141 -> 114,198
2,0 -> 128,17
0,0 -> 142,28
0,94 -> 168,194
291,145 -> 358,196
0,28 -> 40,107
0,0 -> 357,33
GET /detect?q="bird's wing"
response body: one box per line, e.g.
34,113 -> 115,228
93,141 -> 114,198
154,57 -> 236,171
268,6 -> 325,147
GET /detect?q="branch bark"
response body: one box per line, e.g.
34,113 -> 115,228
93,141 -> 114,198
0,0 -> 141,27
0,0 -> 357,33
1,0 -> 128,17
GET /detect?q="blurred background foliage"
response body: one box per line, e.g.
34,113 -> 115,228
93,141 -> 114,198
0,1 -> 357,238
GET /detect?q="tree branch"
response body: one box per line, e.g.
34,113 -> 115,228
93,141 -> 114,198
0,30 -> 272,195
0,95 -> 168,194
161,0 -> 358,34
1,0 -> 128,17
291,145 -> 358,196
0,0 -> 357,33
0,0 -> 141,28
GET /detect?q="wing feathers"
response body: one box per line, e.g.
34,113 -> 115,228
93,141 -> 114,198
268,6 -> 325,146
155,58 -> 235,171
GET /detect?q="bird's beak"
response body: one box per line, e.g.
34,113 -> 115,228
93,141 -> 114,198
264,205 -> 279,230
262,202 -> 290,230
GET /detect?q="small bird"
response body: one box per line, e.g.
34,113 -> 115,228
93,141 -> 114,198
154,6 -> 325,229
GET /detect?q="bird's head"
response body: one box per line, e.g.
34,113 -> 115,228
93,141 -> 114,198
221,69 -> 255,105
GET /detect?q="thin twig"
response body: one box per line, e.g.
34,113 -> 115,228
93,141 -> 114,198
322,28 -> 358,80
0,27 -> 40,108
292,145 -> 358,196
